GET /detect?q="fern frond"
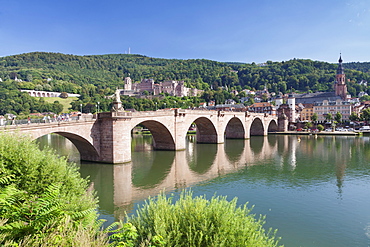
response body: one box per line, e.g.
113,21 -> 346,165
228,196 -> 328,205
0,174 -> 15,185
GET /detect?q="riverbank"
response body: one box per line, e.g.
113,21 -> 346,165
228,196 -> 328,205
273,131 -> 359,136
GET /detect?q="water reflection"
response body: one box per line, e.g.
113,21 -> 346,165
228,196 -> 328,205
37,134 -> 370,247
224,139 -> 244,163
37,134 -> 367,212
187,138 -> 218,174
131,134 -> 176,189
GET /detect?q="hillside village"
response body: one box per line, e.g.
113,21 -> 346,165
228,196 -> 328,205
1,53 -> 370,130
109,55 -> 368,130
198,55 -> 369,129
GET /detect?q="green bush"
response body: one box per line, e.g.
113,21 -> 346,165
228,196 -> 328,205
0,133 -> 98,244
126,190 -> 282,247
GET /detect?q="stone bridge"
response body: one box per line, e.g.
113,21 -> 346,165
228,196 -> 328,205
2,109 -> 285,163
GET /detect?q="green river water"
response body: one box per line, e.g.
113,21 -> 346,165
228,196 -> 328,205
37,134 -> 370,247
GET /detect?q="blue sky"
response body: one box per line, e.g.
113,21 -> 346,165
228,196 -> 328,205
0,0 -> 369,63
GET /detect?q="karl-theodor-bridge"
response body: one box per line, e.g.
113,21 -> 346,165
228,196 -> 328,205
3,109 -> 286,164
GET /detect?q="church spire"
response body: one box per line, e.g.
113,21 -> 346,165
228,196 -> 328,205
335,54 -> 347,100
337,53 -> 344,75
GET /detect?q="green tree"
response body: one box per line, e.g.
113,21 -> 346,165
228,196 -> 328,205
305,122 -> 313,129
335,112 -> 342,124
311,113 -> 318,123
325,113 -> 333,123
349,112 -> 359,122
238,91 -> 247,98
52,101 -> 63,114
262,94 -> 268,102
360,95 -> 370,102
246,97 -> 255,106
361,108 -> 370,123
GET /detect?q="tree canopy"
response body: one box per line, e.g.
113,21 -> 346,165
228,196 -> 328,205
1,52 -> 370,114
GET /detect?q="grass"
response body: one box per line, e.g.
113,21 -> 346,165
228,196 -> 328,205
37,97 -> 78,112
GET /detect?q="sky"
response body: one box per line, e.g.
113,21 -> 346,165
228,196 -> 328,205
0,0 -> 369,63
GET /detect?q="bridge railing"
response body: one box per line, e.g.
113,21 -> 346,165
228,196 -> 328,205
98,109 -> 275,119
0,115 -> 95,128
101,110 -> 179,118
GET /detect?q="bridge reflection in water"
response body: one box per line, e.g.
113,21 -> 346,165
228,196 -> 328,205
38,134 -> 354,221
77,134 -> 285,221
38,134 -> 370,247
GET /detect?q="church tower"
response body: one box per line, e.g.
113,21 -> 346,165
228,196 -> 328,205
334,54 -> 347,100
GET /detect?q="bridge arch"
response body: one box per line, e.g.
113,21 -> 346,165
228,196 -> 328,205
225,117 -> 245,139
193,117 -> 218,143
250,117 -> 265,136
137,120 -> 175,150
42,132 -> 100,162
267,119 -> 278,133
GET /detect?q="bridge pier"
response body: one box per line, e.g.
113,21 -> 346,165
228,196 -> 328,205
98,116 -> 132,164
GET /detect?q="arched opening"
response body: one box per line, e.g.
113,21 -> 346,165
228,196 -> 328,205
54,132 -> 100,161
268,120 -> 278,133
134,120 -> 175,150
250,118 -> 265,136
225,117 -> 245,139
193,117 -> 218,143
35,132 -> 99,163
36,134 -> 80,162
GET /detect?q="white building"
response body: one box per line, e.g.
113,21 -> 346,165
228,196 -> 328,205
313,99 -> 351,122
20,90 -> 80,98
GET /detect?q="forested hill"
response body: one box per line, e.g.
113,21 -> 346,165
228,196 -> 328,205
1,52 -> 370,97
344,62 -> 370,74
0,52 -> 234,91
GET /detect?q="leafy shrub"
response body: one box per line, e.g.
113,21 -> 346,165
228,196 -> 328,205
0,216 -> 109,247
0,133 -> 98,244
126,190 -> 282,247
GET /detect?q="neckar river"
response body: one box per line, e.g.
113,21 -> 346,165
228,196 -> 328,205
37,134 -> 370,247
